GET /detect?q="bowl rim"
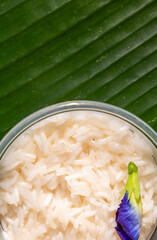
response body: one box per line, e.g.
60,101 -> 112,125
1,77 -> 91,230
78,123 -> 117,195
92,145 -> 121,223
0,101 -> 156,158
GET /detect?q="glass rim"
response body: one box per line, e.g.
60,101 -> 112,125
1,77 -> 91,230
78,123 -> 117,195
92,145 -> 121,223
0,101 -> 156,158
0,100 -> 156,240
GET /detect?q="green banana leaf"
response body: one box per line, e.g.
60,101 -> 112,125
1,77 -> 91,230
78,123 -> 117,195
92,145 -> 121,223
0,0 -> 157,140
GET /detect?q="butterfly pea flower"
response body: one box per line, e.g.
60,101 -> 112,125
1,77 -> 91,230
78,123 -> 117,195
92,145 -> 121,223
115,162 -> 142,240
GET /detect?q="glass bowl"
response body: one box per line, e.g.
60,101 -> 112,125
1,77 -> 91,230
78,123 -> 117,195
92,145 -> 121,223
0,100 -> 156,240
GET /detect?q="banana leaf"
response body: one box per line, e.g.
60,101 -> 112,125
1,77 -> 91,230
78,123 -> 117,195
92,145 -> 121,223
0,0 -> 157,140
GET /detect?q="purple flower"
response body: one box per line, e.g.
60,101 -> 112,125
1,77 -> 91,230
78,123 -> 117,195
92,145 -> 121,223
116,192 -> 141,240
115,162 -> 142,240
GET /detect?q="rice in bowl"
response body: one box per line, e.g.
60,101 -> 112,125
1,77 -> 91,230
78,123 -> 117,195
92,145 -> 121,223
0,111 -> 156,240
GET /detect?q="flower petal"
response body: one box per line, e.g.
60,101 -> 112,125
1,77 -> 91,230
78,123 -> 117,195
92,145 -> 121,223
116,221 -> 132,240
116,192 -> 141,240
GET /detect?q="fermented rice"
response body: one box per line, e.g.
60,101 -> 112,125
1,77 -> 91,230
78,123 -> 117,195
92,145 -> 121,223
0,111 -> 156,240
